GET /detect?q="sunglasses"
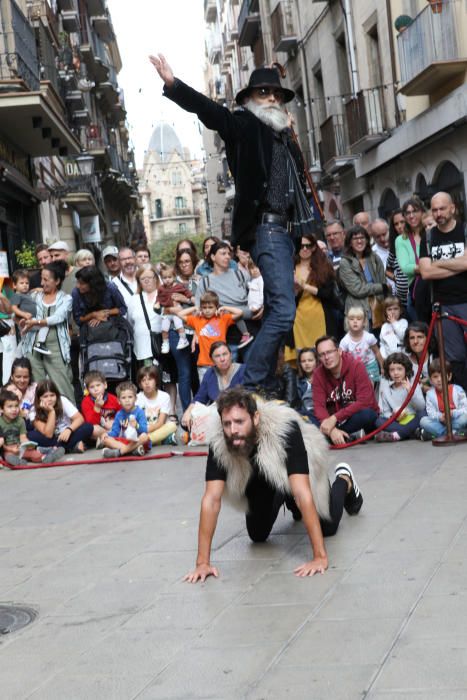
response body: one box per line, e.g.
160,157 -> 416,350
255,87 -> 284,100
300,243 -> 313,249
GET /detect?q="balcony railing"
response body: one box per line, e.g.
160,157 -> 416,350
238,0 -> 261,47
204,0 -> 217,23
345,88 -> 388,153
206,28 -> 222,64
319,114 -> 352,171
0,0 -> 40,90
271,0 -> 297,53
397,0 -> 467,95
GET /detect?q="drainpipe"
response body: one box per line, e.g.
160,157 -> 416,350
341,0 -> 359,96
295,0 -> 318,165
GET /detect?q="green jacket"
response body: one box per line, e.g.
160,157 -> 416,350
338,253 -> 386,316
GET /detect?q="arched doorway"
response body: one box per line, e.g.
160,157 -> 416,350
415,173 -> 431,209
432,161 -> 466,221
378,188 -> 400,220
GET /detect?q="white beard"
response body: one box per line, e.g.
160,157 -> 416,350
243,98 -> 289,132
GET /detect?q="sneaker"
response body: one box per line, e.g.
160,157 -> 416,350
419,428 -> 433,442
5,454 -> 27,467
134,444 -> 146,456
335,462 -> 363,515
33,342 -> 51,355
375,430 -> 399,443
161,340 -> 170,354
95,436 -> 104,450
238,333 -> 254,349
162,432 -> 177,446
176,336 -> 189,350
44,446 -> 66,463
346,429 -> 365,442
103,447 -> 120,459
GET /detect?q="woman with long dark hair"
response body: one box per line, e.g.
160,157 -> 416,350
386,209 -> 409,310
396,196 -> 426,321
72,266 -> 127,327
284,234 -> 337,365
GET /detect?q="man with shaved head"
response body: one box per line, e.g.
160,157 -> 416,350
353,211 -> 371,232
419,192 -> 467,390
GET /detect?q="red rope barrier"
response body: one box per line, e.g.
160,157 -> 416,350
330,310 -> 438,449
3,450 -> 209,471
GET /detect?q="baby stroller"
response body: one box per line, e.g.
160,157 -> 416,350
80,316 -> 133,389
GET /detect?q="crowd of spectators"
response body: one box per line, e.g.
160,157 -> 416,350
0,190 -> 466,464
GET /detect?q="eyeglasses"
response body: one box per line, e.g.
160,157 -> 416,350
300,243 -> 313,250
404,209 -> 421,216
351,236 -> 367,242
140,276 -> 156,282
255,87 -> 284,100
178,248 -> 191,255
317,349 -> 338,359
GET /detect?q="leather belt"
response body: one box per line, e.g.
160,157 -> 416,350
259,212 -> 288,228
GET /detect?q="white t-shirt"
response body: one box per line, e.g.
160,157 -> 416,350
136,390 -> 171,424
339,331 -> 378,366
29,396 -> 78,434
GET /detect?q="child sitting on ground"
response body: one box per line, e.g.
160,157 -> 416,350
136,365 -> 177,445
81,371 -> 121,448
102,381 -> 150,458
379,296 -> 408,359
29,380 -> 93,454
0,389 -> 65,466
375,352 -> 426,442
419,359 -> 467,440
339,306 -> 383,383
177,291 -> 244,382
157,265 -> 193,354
247,260 -> 264,313
296,347 -> 319,425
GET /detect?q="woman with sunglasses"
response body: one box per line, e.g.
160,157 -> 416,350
284,235 -> 337,366
395,196 -> 426,321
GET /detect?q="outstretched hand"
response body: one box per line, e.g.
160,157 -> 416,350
294,556 -> 328,577
183,563 -> 219,584
149,53 -> 174,88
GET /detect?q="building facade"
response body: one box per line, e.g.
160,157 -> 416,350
0,0 -> 139,272
140,122 -> 208,242
203,0 -> 467,230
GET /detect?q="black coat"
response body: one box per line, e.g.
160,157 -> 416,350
163,79 -> 306,250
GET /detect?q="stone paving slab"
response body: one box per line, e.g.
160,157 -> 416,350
1,442 -> 467,698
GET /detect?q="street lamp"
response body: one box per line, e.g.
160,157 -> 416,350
111,220 -> 121,236
76,153 -> 95,176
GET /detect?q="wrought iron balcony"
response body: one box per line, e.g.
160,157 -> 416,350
238,0 -> 261,47
90,10 -> 115,44
79,14 -> 109,83
397,0 -> 467,96
204,0 -> 217,23
1,0 -> 40,90
271,0 -> 297,53
345,88 -> 388,154
319,114 -> 357,173
61,8 -> 80,32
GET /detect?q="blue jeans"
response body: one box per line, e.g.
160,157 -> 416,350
243,223 -> 296,391
340,408 -> 378,435
376,410 -> 424,439
420,413 -> 467,437
169,329 -> 192,410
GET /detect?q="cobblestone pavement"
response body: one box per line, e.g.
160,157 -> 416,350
1,440 -> 467,699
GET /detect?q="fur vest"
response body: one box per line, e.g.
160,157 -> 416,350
208,401 -> 331,521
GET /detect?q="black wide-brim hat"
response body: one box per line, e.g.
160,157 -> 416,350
235,67 -> 295,105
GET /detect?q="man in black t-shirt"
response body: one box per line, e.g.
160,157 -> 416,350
420,191 -> 467,390
184,387 -> 363,584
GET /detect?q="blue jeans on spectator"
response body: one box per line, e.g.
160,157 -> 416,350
420,413 -> 467,437
340,408 -> 378,436
243,223 -> 296,391
169,328 -> 192,411
28,423 -> 93,452
376,410 -> 424,439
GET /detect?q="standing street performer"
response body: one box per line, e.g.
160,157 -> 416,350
184,386 -> 363,583
150,54 -> 316,395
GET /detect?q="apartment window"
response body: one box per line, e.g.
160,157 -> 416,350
178,223 -> 187,234
336,32 -> 351,96
172,170 -> 182,185
313,64 -> 326,125
366,25 -> 383,87
155,198 -> 163,218
175,196 -> 186,210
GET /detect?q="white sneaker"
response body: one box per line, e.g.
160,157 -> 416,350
161,340 -> 170,354
34,342 -> 51,355
176,336 -> 189,350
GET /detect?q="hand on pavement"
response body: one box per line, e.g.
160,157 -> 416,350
329,427 -> 349,445
183,564 -> 219,583
149,53 -> 174,87
294,557 -> 328,577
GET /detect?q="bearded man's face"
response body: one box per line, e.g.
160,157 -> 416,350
221,405 -> 259,456
243,90 -> 289,132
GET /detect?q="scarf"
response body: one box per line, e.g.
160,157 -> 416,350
283,131 -> 316,238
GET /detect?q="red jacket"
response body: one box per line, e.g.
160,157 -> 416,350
312,352 -> 379,423
157,283 -> 192,308
81,393 -> 121,425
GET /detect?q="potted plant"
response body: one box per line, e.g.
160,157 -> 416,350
15,241 -> 38,273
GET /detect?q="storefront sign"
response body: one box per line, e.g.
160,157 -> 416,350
81,215 -> 101,243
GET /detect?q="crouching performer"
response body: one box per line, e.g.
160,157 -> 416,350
184,386 -> 363,583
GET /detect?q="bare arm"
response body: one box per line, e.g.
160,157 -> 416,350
184,480 -> 225,583
218,305 -> 243,320
288,474 -> 328,576
419,257 -> 457,280
176,305 -> 198,320
34,409 -> 56,438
